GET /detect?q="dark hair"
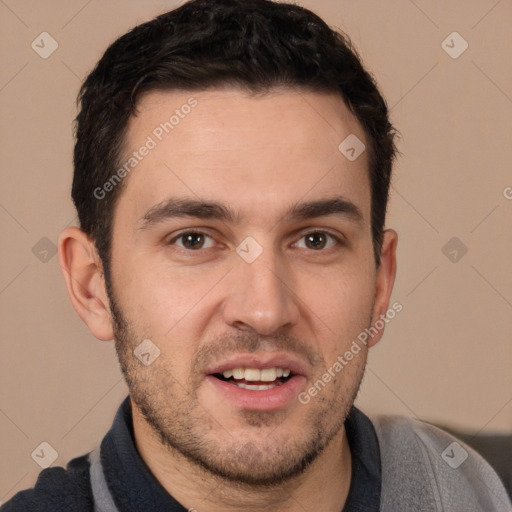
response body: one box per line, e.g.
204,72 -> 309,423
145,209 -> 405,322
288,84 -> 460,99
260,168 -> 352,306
72,0 -> 397,285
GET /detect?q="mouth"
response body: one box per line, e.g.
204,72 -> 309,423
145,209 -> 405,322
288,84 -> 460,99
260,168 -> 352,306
212,367 -> 294,391
204,355 -> 308,411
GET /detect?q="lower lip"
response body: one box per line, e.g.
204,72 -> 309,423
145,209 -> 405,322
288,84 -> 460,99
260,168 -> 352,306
205,375 -> 306,411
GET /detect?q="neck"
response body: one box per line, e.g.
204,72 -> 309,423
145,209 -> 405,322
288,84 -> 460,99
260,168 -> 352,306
132,404 -> 352,512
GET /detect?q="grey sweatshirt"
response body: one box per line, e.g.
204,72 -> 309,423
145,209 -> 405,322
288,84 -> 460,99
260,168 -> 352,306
372,415 -> 512,511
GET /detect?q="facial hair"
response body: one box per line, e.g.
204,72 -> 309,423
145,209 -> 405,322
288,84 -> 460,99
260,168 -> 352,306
108,288 -> 370,488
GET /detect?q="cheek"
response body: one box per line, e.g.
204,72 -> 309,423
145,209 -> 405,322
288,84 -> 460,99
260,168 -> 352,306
297,261 -> 375,357
114,252 -> 227,345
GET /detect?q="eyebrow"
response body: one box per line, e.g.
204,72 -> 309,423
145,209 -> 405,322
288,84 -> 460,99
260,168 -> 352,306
136,196 -> 363,230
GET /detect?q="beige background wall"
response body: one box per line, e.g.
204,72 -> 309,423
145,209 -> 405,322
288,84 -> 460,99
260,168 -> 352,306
1,0 -> 511,503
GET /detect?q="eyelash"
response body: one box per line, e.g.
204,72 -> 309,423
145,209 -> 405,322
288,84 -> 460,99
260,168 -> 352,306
168,230 -> 343,253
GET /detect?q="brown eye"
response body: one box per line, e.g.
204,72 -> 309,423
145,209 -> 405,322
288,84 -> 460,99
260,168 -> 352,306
305,232 -> 327,249
172,232 -> 214,250
295,231 -> 339,251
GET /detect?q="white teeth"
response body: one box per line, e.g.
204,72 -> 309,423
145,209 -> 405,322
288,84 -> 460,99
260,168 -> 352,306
221,367 -> 291,381
235,382 -> 278,391
260,368 -> 277,382
244,368 -> 261,381
232,368 -> 244,379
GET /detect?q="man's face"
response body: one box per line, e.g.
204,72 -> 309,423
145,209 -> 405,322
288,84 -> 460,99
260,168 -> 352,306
108,88 -> 385,484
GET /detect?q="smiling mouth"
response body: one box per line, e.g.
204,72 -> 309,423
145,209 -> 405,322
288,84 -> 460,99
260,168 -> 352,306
212,367 -> 294,390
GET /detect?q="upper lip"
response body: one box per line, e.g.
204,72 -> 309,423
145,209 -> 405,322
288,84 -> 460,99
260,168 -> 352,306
205,353 -> 309,378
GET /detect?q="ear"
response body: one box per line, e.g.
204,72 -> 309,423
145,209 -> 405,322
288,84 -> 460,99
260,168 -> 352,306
367,229 -> 398,348
58,226 -> 114,341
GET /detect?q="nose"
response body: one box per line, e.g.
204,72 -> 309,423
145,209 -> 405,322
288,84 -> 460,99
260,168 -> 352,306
222,248 -> 301,336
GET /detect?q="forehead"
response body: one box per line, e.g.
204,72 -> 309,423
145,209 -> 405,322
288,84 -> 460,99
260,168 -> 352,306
116,87 -> 371,227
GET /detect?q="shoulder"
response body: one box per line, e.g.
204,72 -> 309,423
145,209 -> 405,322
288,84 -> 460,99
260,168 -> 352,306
369,414 -> 512,511
0,453 -> 93,512
371,413 -> 462,450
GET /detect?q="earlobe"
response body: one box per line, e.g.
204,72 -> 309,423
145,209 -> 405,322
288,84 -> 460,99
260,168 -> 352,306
57,227 -> 114,341
367,229 -> 398,348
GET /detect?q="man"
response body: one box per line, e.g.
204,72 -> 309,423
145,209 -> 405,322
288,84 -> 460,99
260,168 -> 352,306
2,0 -> 510,510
